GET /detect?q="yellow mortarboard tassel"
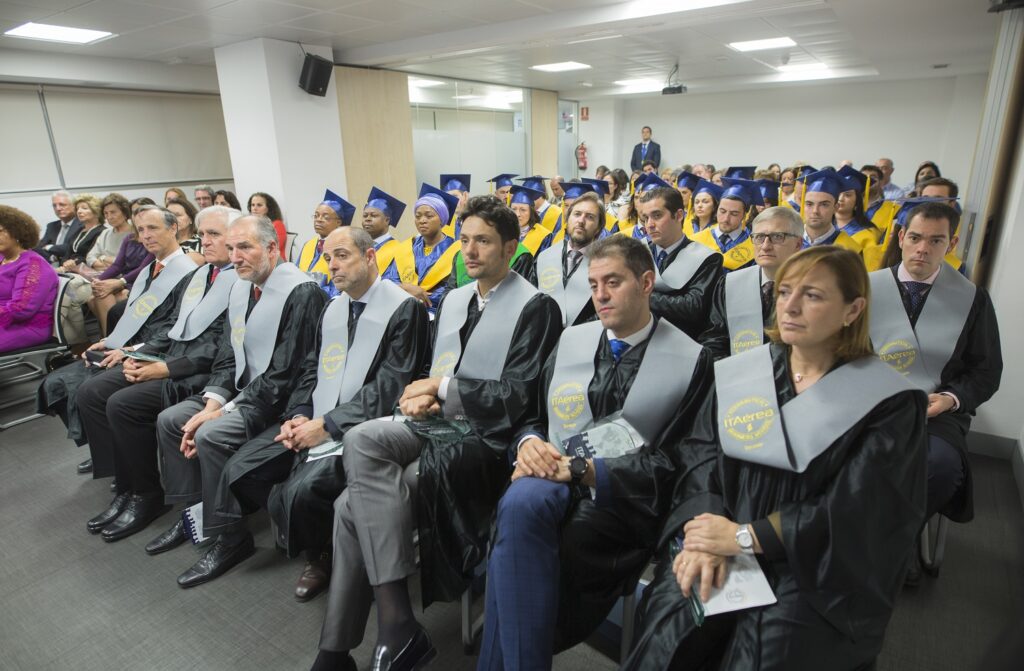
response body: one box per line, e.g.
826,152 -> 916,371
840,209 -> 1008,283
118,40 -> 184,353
863,175 -> 871,211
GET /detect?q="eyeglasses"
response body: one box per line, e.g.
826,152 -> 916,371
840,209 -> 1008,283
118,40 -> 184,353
752,232 -> 800,246
312,213 -> 339,222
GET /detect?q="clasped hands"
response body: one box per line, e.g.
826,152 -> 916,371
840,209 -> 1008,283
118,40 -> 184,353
397,378 -> 443,419
179,403 -> 224,459
672,513 -> 755,602
122,357 -> 169,383
275,416 -> 329,452
926,392 -> 956,418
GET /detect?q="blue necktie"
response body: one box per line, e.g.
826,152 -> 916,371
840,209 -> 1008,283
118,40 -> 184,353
903,281 -> 930,315
641,143 -> 647,159
655,250 -> 667,270
609,338 -> 629,362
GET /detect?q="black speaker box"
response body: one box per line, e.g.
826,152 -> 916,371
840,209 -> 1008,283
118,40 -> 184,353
299,53 -> 333,97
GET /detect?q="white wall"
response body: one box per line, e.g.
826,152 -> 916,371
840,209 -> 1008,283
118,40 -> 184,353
576,74 -> 987,190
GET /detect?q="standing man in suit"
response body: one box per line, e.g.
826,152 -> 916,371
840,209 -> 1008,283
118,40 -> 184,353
630,126 -> 661,173
36,190 -> 82,262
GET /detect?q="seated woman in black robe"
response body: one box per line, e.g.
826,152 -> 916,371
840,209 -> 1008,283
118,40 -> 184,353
625,246 -> 928,671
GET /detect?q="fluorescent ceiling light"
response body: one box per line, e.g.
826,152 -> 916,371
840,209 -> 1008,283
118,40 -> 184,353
409,77 -> 445,87
775,62 -> 828,73
452,94 -> 480,100
5,22 -> 113,45
728,37 -> 796,52
613,78 -> 663,93
530,61 -> 591,72
567,34 -> 622,45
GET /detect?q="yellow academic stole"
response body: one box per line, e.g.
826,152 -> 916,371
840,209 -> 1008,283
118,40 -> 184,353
691,228 -> 755,271
393,237 -> 461,290
375,238 -> 400,274
521,224 -> 552,256
298,238 -> 329,275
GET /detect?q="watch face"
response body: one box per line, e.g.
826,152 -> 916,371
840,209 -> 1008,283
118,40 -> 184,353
569,457 -> 588,477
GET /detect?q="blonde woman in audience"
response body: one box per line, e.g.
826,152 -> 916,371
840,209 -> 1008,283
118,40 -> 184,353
164,187 -> 188,206
58,194 -> 104,271
84,194 -> 133,274
711,170 -> 725,186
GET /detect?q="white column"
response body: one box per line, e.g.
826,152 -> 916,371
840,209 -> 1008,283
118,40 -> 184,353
214,38 -> 347,244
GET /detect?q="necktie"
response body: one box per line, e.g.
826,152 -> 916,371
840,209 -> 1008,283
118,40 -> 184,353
350,301 -> 365,323
903,281 -> 930,315
609,338 -> 629,362
315,238 -> 324,255
641,143 -> 648,159
209,266 -> 220,284
152,262 -> 164,278
761,280 -> 775,318
567,249 -> 583,274
656,250 -> 667,271
253,286 -> 262,303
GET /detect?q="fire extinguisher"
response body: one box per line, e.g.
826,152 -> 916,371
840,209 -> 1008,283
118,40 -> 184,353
576,142 -> 588,171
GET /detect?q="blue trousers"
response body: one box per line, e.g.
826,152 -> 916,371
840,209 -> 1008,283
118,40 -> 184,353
926,434 -> 965,520
477,477 -> 571,671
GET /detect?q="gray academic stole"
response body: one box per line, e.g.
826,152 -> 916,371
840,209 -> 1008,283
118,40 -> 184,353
536,242 -> 591,327
167,265 -> 238,342
868,266 -> 975,392
546,320 -> 702,446
653,240 -> 715,292
725,265 -> 765,355
228,263 -> 313,388
310,281 -> 409,417
429,271 -> 538,380
715,345 -> 915,473
106,254 -> 196,348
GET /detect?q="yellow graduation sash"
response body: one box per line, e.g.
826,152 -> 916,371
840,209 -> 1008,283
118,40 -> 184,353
520,224 -> 552,256
297,237 -> 329,276
691,228 -> 755,271
832,230 -> 864,256
845,226 -> 880,252
540,204 -> 561,234
683,211 -> 696,239
869,200 -> 899,243
604,211 -> 620,234
375,238 -> 400,274
392,237 -> 461,290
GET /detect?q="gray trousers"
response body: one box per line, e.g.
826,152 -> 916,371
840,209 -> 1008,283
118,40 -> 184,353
319,419 -> 423,652
156,398 -> 249,535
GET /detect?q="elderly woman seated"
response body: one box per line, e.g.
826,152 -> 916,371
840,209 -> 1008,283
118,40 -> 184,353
0,205 -> 60,353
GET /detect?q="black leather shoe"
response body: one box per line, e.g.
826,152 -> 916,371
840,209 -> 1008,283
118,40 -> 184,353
371,626 -> 436,671
101,495 -> 171,543
87,492 -> 130,534
146,519 -> 186,555
177,533 -> 255,589
77,458 -> 93,474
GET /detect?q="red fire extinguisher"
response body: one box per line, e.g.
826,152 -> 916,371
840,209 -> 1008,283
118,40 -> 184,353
576,142 -> 588,171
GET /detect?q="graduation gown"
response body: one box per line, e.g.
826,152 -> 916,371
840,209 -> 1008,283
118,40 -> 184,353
691,227 -> 756,273
416,290 -> 562,607
528,321 -> 715,651
698,268 -> 773,360
384,234 -> 459,311
650,239 -> 722,340
217,295 -> 431,556
625,345 -> 928,671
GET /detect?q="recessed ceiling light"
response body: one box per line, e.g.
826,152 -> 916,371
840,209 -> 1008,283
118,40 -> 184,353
728,37 -> 796,52
530,61 -> 591,72
4,22 -> 114,45
409,77 -> 445,87
775,62 -> 828,73
613,78 -> 663,93
567,34 -> 622,45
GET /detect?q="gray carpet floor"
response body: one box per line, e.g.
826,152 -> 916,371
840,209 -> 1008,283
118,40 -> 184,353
0,405 -> 1021,670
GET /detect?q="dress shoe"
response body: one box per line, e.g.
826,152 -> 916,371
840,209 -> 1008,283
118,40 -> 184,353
146,518 -> 186,555
371,625 -> 436,671
86,492 -> 130,534
177,533 -> 255,589
77,458 -> 93,474
101,495 -> 171,543
295,554 -> 331,602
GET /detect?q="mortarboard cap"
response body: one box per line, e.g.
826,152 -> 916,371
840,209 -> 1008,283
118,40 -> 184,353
725,166 -> 756,180
756,179 -> 780,204
693,178 -> 724,201
365,187 -> 406,227
487,173 -> 518,189
322,188 -> 356,226
516,175 -> 547,192
638,174 -> 673,192
721,178 -> 765,208
795,164 -> 817,180
417,183 -> 460,224
440,173 -> 471,193
675,171 -> 701,192
801,168 -> 844,201
581,177 -> 610,197
509,185 -> 544,206
560,181 -> 597,200
837,164 -> 867,194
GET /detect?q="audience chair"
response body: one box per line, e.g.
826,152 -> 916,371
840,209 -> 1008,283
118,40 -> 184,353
286,231 -> 298,261
920,514 -> 949,576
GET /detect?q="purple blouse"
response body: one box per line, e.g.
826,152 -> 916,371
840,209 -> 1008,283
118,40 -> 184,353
0,250 -> 58,353
98,236 -> 152,286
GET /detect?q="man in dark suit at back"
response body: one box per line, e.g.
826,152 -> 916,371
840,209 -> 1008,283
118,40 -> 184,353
36,190 -> 81,263
630,126 -> 661,173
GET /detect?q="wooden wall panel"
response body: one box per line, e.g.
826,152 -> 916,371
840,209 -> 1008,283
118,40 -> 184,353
530,89 -> 559,179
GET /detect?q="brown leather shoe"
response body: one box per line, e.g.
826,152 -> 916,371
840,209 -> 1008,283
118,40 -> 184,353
295,554 -> 331,602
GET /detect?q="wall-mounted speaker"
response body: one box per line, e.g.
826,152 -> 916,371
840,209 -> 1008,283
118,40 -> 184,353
299,53 -> 333,97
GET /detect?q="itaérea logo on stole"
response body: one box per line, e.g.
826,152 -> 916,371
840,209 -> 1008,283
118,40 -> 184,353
877,339 -> 917,373
722,396 -> 776,449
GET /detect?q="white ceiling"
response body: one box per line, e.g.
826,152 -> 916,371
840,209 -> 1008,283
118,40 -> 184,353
0,0 -> 1000,97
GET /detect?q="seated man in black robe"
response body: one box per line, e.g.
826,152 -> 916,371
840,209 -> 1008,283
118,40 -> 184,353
216,226 -> 429,600
78,205 -> 242,540
149,215 -> 327,585
311,196 -> 562,671
477,234 -> 714,670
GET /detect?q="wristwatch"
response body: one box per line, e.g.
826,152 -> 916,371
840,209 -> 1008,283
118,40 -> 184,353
568,456 -> 589,484
735,524 -> 755,555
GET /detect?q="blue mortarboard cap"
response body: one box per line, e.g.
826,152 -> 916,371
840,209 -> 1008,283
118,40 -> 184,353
560,181 -> 597,199
509,185 -> 543,206
795,165 -> 817,180
725,166 -> 756,180
516,175 -> 547,192
693,178 -> 724,201
487,173 -> 519,189
837,164 -> 867,194
802,168 -> 844,200
893,195 -> 960,228
322,189 -> 357,226
675,171 -> 701,192
721,178 -> 764,208
638,174 -> 673,192
757,179 -> 780,204
440,173 -> 471,193
365,187 -> 406,227
417,183 -> 460,222
581,177 -> 610,197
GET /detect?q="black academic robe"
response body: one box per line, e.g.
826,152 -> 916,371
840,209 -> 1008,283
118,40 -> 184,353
625,345 -> 928,671
203,282 -> 327,439
260,296 -> 431,557
698,271 -> 773,360
890,265 -> 1002,522
36,264 -> 199,443
416,289 -> 562,607
516,319 -> 715,651
650,239 -> 723,340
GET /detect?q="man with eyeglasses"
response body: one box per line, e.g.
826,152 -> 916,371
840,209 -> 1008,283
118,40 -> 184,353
699,206 -> 805,359
297,189 -> 356,297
